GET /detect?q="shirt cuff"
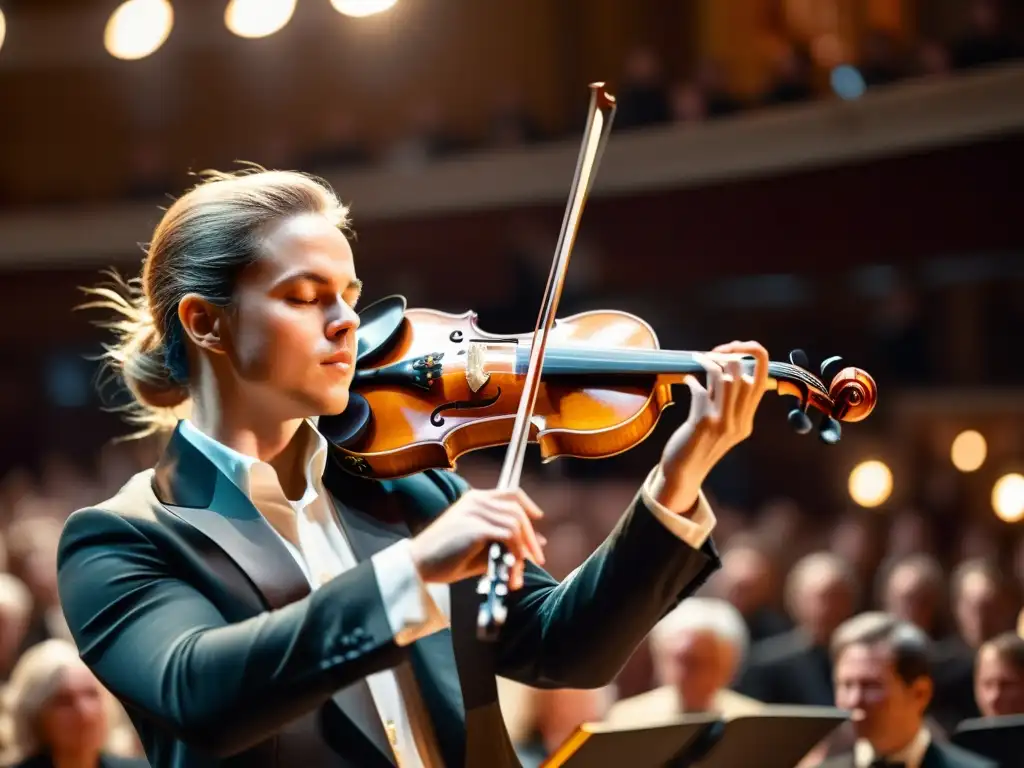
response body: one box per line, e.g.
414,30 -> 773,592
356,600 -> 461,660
640,465 -> 717,549
370,539 -> 449,646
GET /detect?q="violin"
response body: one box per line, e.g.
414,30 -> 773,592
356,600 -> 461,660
319,294 -> 878,481
321,82 -> 878,640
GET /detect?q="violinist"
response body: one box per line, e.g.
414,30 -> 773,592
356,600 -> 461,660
57,167 -> 770,768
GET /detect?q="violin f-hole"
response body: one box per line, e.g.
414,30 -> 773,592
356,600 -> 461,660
430,386 -> 503,427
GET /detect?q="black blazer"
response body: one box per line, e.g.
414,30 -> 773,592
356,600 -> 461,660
56,424 -> 720,768
817,740 -> 997,768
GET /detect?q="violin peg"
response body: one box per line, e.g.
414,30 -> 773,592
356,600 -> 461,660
818,416 -> 842,445
788,408 -> 813,435
788,349 -> 810,369
820,355 -> 844,379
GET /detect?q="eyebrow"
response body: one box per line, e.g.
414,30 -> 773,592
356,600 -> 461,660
277,272 -> 363,294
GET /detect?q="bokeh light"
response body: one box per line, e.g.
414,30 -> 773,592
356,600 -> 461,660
992,473 -> 1024,523
330,0 -> 400,18
848,460 -> 893,508
951,429 -> 987,472
225,0 -> 297,39
104,0 -> 173,61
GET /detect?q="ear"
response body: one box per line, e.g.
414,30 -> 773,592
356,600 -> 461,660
178,294 -> 227,355
910,675 -> 933,712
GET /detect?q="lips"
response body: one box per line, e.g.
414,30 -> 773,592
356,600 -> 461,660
322,349 -> 354,367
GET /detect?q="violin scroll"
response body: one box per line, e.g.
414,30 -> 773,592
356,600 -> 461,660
779,349 -> 877,444
828,366 -> 877,423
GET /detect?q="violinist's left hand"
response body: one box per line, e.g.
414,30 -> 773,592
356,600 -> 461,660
650,341 -> 770,515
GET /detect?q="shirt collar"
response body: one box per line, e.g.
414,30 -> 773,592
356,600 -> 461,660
178,417 -> 328,509
854,726 -> 931,768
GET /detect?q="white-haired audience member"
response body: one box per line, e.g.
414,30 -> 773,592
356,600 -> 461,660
605,597 -> 762,726
0,573 -> 33,682
0,639 -> 148,768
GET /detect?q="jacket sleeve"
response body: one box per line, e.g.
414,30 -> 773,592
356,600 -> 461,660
57,507 -> 404,758
431,470 -> 721,689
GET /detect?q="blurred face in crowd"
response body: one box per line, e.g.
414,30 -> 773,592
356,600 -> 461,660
956,572 -> 1012,649
659,629 -> 738,712
884,565 -> 940,636
718,547 -> 773,617
834,642 -> 931,755
0,604 -> 30,674
794,566 -> 854,646
975,646 -> 1024,717
38,665 -> 108,757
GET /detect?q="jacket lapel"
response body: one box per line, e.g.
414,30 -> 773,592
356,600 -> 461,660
152,423 -> 310,611
325,468 -> 469,768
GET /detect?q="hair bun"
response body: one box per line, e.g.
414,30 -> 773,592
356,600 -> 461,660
122,321 -> 190,410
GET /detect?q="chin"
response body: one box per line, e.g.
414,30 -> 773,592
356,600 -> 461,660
317,389 -> 351,416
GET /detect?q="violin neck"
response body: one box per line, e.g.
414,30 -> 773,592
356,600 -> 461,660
516,346 -> 803,389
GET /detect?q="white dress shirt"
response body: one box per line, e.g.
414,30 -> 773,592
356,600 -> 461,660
178,417 -> 715,767
854,727 -> 931,768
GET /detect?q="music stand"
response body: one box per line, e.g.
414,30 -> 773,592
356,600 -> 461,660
541,714 -> 718,767
686,706 -> 849,768
953,713 -> 1024,767
542,707 -> 849,768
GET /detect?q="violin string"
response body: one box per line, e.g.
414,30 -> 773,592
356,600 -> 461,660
511,346 -> 825,392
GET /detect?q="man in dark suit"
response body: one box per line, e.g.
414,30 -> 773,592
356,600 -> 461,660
736,552 -> 857,706
817,612 -> 996,768
56,169 -> 773,768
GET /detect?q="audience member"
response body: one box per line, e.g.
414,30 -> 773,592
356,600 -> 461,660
711,538 -> 791,642
736,552 -> 856,706
606,597 -> 761,726
614,46 -> 671,130
0,639 -> 148,767
818,612 -> 995,768
879,553 -> 948,640
951,0 -> 1022,71
974,632 -> 1024,717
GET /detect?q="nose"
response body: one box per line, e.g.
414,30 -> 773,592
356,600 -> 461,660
326,299 -> 360,342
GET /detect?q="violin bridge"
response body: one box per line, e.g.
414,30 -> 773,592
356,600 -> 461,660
466,342 -> 491,392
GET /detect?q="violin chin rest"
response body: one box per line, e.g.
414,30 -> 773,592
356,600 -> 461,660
318,392 -> 373,449
356,294 -> 407,366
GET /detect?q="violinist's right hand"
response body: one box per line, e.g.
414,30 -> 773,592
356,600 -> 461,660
409,488 -> 546,590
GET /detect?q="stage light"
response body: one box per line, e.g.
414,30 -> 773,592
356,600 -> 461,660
225,0 -> 296,39
104,0 -> 173,61
992,473 -> 1024,523
951,429 -> 987,472
0,8 -> 7,55
848,460 -> 892,508
330,0 -> 399,18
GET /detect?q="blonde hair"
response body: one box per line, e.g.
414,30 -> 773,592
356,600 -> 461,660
80,167 -> 352,437
0,639 -> 127,763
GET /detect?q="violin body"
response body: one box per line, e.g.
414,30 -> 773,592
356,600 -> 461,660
320,296 -> 878,480
323,304 -> 672,479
